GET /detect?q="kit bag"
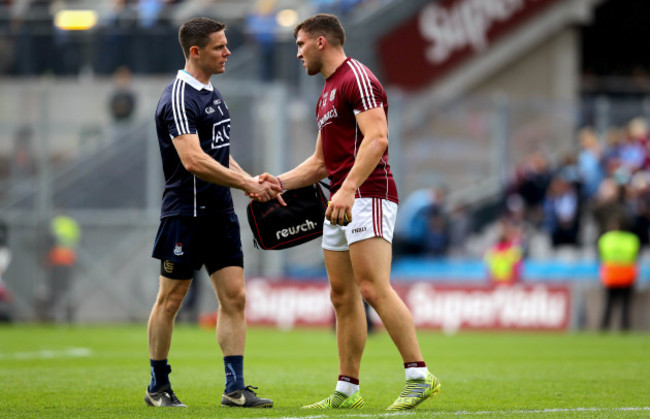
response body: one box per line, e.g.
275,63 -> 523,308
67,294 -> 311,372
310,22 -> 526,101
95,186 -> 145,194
246,183 -> 328,250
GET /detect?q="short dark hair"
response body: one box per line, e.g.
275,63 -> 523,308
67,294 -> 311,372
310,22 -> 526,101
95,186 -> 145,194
294,14 -> 345,47
178,17 -> 226,59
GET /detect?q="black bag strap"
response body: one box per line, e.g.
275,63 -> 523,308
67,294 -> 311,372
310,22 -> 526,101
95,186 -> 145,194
318,180 -> 330,191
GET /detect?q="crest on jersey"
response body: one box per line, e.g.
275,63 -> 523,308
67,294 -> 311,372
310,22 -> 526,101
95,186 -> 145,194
205,106 -> 215,114
213,99 -> 222,105
173,243 -> 184,256
329,89 -> 336,101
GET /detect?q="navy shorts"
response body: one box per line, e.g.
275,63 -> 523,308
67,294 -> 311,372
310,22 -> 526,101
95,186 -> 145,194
152,212 -> 244,279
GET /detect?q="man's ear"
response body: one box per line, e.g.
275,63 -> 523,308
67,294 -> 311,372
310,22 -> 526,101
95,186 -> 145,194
317,36 -> 326,50
189,45 -> 200,58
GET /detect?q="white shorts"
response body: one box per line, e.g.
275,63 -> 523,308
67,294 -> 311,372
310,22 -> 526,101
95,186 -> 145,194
322,197 -> 398,251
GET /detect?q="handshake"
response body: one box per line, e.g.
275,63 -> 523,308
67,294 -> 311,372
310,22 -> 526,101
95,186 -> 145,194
245,173 -> 353,227
245,173 -> 286,206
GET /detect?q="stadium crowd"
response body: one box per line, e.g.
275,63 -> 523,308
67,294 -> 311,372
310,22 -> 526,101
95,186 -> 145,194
394,117 -> 650,261
0,0 -> 386,76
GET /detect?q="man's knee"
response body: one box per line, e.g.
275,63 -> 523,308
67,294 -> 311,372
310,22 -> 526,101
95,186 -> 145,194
357,279 -> 395,308
357,281 -> 378,307
156,290 -> 186,316
329,285 -> 359,311
220,286 -> 247,314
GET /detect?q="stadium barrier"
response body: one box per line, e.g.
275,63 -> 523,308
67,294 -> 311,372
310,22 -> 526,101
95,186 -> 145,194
236,278 -> 573,332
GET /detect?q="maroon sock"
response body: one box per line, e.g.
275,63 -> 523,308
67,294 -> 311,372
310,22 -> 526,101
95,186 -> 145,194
338,375 -> 360,385
404,361 -> 426,368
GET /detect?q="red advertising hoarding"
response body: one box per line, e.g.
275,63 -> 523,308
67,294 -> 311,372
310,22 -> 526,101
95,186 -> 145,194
244,278 -> 571,331
378,0 -> 562,90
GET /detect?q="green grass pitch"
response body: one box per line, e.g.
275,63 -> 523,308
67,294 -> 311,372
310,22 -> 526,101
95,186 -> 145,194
1,324 -> 649,418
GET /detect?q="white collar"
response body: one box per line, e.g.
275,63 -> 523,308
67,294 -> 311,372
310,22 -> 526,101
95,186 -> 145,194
176,70 -> 214,91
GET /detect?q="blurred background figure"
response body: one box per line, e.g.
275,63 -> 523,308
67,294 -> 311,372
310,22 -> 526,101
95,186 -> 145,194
394,185 -> 448,256
10,125 -> 36,199
576,127 -> 604,201
98,0 -> 138,74
0,218 -> 13,322
244,0 -> 278,81
601,127 -> 630,185
625,171 -> 650,247
36,213 -> 82,323
484,216 -> 523,287
510,151 -> 552,228
10,0 -> 55,75
618,119 -> 646,175
108,65 -> 137,124
591,177 -> 627,240
543,174 -> 581,248
598,215 -> 639,331
424,207 -> 450,258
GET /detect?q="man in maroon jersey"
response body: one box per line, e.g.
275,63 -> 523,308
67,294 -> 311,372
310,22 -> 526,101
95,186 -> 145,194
258,14 -> 441,410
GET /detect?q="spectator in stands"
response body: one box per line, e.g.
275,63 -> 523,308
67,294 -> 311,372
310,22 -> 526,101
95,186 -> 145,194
503,193 -> 529,253
424,206 -> 450,257
0,1 -> 15,73
577,127 -> 604,200
624,171 -> 650,247
512,150 -> 552,227
137,0 -> 164,28
557,152 -> 583,201
543,174 -> 580,247
136,0 -> 180,73
618,120 -> 646,174
592,177 -> 628,239
11,0 -> 55,75
244,0 -> 278,81
108,65 -> 137,123
394,185 -> 446,255
601,127 -> 629,184
598,215 -> 639,331
625,117 -> 650,169
99,0 -> 138,73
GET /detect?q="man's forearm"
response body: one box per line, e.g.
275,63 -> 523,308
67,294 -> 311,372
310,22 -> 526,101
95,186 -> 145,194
340,134 -> 387,193
279,157 -> 327,190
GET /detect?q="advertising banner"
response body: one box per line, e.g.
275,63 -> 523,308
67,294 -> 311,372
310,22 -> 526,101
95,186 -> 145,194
244,278 -> 571,331
378,0 -> 561,90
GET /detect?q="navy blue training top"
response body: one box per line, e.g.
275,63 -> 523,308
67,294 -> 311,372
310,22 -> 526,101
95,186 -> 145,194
155,70 -> 234,218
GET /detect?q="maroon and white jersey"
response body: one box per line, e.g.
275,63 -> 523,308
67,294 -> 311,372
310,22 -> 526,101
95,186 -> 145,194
316,57 -> 398,204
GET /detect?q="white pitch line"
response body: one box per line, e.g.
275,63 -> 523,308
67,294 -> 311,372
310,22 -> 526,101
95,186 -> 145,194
0,347 -> 93,360
270,406 -> 650,418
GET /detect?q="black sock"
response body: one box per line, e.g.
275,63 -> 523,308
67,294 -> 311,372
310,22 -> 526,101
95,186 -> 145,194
148,359 -> 171,392
224,355 -> 245,394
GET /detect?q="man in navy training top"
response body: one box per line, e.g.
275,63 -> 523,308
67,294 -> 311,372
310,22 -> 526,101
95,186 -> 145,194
145,17 -> 280,408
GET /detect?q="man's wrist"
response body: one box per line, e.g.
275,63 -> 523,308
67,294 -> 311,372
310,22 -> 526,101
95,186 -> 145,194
339,182 -> 357,194
277,176 -> 285,191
